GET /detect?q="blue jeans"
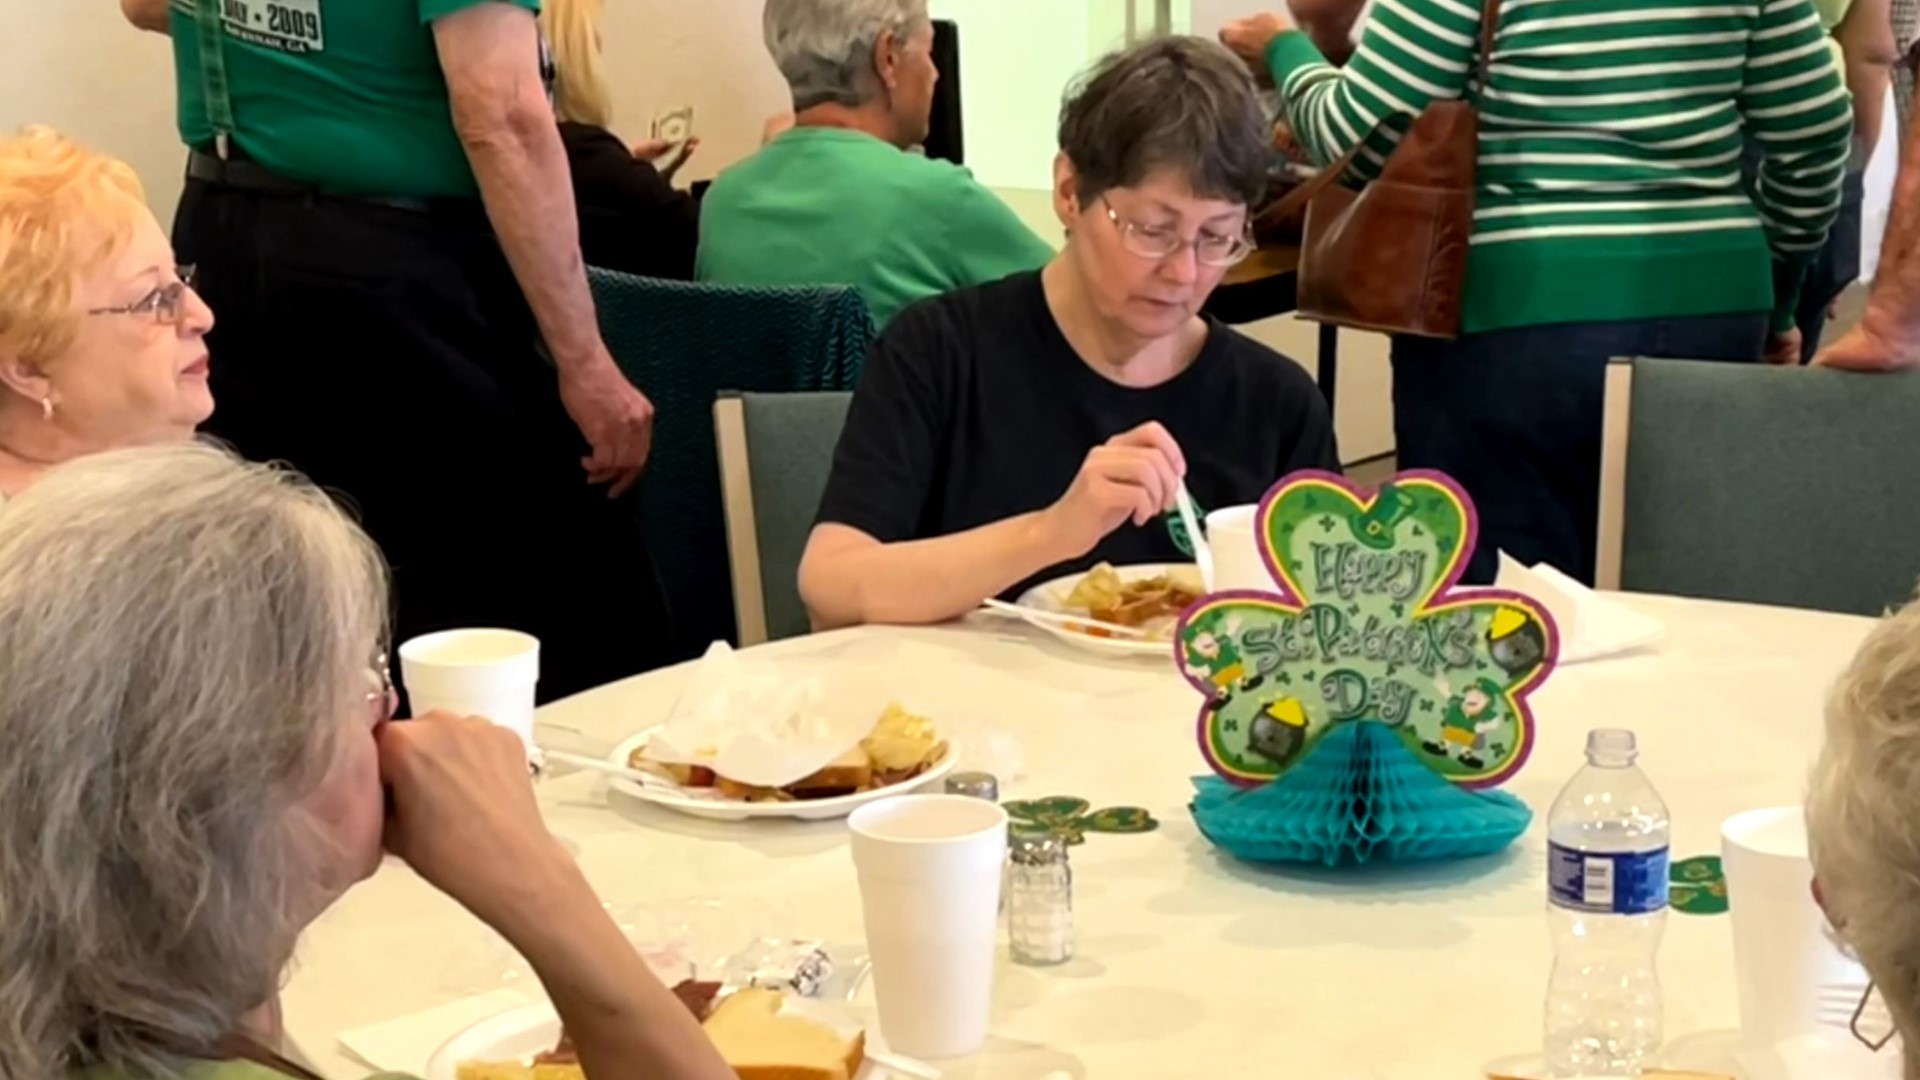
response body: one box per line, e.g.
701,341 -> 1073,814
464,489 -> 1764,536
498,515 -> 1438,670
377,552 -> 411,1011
1391,313 -> 1769,585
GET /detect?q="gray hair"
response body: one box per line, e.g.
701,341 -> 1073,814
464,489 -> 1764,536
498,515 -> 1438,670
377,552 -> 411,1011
1807,591 -> 1920,1074
764,0 -> 929,110
0,442 -> 388,1079
1058,36 -> 1271,208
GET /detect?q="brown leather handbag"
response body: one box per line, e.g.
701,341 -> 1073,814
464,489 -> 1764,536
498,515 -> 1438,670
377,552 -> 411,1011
1267,0 -> 1502,339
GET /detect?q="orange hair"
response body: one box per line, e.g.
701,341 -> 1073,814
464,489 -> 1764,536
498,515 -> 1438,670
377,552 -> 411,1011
0,127 -> 147,366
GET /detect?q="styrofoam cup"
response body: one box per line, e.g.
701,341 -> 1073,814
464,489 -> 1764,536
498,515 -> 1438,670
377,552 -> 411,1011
1722,806 -> 1870,1048
1207,504 -> 1268,592
849,795 -> 1008,1059
398,629 -> 540,753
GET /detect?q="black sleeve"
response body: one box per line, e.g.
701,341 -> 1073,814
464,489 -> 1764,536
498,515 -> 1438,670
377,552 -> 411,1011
561,122 -> 700,281
1282,377 -> 1341,474
815,302 -> 956,543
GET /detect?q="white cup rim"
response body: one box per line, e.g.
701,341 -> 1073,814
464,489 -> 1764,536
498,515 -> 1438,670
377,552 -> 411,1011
849,795 -> 1009,844
1205,504 -> 1259,530
1722,805 -> 1807,856
398,628 -> 540,668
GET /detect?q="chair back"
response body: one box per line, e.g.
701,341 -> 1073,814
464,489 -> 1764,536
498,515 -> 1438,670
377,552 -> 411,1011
588,269 -> 873,656
716,391 -> 854,644
1596,357 -> 1920,615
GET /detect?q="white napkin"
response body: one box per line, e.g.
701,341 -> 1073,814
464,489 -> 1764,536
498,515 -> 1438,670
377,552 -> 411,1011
1493,553 -> 1665,664
1737,1030 -> 1903,1080
643,643 -> 891,788
336,989 -> 535,1075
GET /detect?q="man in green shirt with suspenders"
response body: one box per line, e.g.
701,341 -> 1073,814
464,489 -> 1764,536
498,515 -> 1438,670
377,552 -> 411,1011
122,0 -> 673,700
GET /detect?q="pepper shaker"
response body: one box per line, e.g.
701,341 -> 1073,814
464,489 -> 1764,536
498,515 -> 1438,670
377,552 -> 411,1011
1008,832 -> 1073,966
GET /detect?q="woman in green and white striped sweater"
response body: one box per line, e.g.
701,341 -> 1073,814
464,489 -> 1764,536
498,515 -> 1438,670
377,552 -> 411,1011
1224,0 -> 1851,585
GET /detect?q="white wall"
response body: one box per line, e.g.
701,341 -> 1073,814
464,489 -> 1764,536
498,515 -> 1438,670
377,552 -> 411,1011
0,1 -> 184,222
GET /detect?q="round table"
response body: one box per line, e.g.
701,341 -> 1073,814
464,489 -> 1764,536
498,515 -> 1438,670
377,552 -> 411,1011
285,594 -> 1874,1080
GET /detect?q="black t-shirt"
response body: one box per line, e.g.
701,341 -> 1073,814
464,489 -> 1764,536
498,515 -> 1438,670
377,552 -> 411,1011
816,271 -> 1340,599
560,122 -> 700,281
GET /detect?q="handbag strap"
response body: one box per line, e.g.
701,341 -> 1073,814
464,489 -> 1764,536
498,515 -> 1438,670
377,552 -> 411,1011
192,0 -> 236,158
1262,0 -> 1504,221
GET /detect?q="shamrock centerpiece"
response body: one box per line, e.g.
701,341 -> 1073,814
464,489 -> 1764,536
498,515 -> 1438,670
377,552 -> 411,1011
1177,470 -> 1560,867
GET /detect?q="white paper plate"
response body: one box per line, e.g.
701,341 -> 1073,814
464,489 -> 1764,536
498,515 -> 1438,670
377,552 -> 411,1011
1013,563 -> 1194,658
607,728 -> 959,822
425,1001 -> 905,1080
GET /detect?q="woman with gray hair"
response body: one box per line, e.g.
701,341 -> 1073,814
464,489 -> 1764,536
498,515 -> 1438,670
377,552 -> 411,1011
697,0 -> 1053,326
1808,595 -> 1920,1074
0,443 -> 731,1080
800,36 -> 1337,629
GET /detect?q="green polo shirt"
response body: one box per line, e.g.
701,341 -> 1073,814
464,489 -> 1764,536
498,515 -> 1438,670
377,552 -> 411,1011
168,0 -> 538,198
696,127 -> 1054,327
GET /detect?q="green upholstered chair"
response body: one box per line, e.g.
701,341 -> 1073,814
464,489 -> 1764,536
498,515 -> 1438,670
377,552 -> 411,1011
588,269 -> 873,657
1596,357 -> 1920,615
715,391 -> 854,644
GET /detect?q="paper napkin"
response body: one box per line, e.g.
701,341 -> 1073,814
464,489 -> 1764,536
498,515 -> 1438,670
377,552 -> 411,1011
1494,553 -> 1664,664
642,643 -> 891,788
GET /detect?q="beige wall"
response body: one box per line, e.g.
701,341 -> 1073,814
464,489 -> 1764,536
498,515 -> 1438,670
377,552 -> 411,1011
0,2 -> 185,221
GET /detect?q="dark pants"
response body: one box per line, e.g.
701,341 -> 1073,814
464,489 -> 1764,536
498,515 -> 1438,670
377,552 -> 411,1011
1392,313 -> 1769,586
174,180 -> 674,704
1794,168 -> 1866,361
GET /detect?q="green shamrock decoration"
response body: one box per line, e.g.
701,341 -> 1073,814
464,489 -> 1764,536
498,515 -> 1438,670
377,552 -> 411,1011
1004,796 -> 1159,845
1179,471 -> 1559,791
1669,855 -> 1729,916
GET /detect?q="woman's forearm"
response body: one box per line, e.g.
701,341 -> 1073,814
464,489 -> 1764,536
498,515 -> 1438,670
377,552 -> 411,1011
799,515 -> 1074,630
487,860 -> 733,1080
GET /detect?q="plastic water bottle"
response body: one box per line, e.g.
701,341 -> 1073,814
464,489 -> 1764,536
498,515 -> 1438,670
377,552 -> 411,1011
1544,728 -> 1671,1078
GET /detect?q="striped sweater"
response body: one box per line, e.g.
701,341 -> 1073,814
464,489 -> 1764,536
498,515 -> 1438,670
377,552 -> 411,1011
1269,0 -> 1854,335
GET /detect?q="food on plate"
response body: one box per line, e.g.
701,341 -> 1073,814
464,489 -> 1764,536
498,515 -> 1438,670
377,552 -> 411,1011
1060,563 -> 1204,637
704,987 -> 865,1080
629,703 -> 947,802
457,985 -> 862,1080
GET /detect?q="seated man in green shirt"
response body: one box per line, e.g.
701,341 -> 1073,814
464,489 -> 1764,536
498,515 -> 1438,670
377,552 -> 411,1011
697,0 -> 1054,327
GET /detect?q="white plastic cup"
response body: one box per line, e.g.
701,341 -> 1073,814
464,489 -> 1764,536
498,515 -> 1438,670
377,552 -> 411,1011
398,629 -> 541,753
1206,504 -> 1269,592
849,795 -> 1008,1059
1722,806 -> 1869,1048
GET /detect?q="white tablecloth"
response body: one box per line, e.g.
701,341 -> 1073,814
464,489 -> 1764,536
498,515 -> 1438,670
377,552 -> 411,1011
283,594 -> 1876,1080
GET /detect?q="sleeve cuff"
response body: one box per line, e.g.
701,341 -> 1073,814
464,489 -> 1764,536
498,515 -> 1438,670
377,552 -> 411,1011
1266,29 -> 1330,86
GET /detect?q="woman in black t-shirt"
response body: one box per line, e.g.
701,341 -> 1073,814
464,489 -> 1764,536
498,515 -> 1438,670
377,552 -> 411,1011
801,35 -> 1339,630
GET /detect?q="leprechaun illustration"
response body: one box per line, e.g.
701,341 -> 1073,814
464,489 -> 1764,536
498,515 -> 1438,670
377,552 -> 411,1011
1424,676 -> 1507,769
1248,696 -> 1310,766
1184,615 -> 1262,708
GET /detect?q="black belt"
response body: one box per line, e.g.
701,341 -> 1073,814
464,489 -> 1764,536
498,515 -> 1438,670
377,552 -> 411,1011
187,149 -> 438,214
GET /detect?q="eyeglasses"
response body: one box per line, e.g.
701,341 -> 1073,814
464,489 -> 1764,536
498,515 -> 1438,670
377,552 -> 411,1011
367,650 -> 398,723
87,266 -> 199,326
1101,197 -> 1254,268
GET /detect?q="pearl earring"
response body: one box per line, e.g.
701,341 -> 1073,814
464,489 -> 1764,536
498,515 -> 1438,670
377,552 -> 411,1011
39,397 -> 52,423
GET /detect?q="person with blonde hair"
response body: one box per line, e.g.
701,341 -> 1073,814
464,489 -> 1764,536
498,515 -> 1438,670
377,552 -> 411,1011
1807,595 -> 1920,1076
0,126 -> 213,500
0,442 -> 733,1080
542,0 -> 702,279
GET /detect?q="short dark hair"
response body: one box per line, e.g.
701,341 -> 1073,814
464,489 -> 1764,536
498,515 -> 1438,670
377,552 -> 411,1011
1058,36 -> 1270,209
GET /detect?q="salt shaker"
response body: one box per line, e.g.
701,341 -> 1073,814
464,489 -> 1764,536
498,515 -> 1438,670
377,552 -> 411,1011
1008,832 -> 1073,966
945,772 -> 1000,801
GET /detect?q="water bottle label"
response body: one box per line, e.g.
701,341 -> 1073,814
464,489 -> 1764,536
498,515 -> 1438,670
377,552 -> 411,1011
1547,842 -> 1669,915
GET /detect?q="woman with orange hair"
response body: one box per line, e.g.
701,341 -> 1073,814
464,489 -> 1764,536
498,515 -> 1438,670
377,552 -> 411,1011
0,126 -> 214,498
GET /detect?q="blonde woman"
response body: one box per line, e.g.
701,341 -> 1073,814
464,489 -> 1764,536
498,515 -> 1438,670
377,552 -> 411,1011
1808,594 -> 1920,1076
0,126 -> 214,500
543,0 -> 701,279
